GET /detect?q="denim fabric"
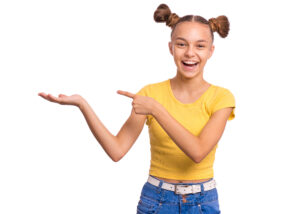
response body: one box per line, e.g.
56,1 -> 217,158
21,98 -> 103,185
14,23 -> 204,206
137,175 -> 220,214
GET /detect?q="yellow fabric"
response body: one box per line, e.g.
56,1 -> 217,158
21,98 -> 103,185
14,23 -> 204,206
136,79 -> 235,180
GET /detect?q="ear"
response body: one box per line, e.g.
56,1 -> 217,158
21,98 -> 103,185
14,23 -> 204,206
168,41 -> 173,56
208,44 -> 215,59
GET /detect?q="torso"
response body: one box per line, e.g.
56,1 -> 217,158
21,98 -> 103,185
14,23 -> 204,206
154,175 -> 211,184
154,79 -> 213,184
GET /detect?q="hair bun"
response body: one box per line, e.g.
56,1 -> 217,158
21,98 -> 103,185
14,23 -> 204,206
154,3 -> 180,28
208,15 -> 230,38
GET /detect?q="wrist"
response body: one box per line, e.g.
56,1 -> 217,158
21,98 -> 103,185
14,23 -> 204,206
151,101 -> 163,118
78,97 -> 87,110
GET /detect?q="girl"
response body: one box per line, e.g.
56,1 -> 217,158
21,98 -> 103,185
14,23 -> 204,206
38,3 -> 235,214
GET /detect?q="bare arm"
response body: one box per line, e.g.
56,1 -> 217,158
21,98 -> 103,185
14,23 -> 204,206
115,89 -> 233,163
79,99 -> 146,162
152,102 -> 233,163
38,92 -> 146,162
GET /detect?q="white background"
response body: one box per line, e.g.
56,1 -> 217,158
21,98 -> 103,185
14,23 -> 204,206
1,0 -> 299,213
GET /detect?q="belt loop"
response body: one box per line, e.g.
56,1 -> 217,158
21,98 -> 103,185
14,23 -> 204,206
156,179 -> 163,194
200,183 -> 204,196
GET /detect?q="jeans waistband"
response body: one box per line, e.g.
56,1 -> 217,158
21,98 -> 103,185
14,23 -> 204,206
147,175 -> 217,195
150,175 -> 214,185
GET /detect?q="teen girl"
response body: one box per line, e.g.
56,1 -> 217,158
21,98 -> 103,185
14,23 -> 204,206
38,3 -> 235,214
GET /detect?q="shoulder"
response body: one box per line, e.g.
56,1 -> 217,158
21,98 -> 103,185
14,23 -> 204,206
207,84 -> 236,120
207,84 -> 235,102
147,79 -> 169,88
210,84 -> 233,95
136,79 -> 169,96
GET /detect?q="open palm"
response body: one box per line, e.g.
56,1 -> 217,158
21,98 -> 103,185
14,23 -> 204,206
38,92 -> 83,107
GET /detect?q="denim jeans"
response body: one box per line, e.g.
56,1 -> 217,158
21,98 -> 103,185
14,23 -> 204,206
137,175 -> 220,214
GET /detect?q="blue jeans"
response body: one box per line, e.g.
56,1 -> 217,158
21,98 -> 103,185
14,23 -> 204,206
137,175 -> 220,214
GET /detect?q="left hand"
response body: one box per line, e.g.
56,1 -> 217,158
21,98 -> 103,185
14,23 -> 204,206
117,90 -> 157,115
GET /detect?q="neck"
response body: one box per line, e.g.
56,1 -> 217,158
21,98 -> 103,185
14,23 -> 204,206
171,72 -> 208,93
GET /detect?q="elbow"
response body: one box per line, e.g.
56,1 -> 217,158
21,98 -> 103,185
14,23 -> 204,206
111,151 -> 124,162
193,141 -> 205,163
109,141 -> 124,162
193,157 -> 202,164
111,156 -> 120,162
193,154 -> 204,164
111,154 -> 122,162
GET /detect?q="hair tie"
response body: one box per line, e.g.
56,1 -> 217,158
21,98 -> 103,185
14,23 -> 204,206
166,13 -> 180,28
208,18 -> 219,32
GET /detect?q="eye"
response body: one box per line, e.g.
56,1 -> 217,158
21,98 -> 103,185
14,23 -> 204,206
176,43 -> 186,47
197,45 -> 205,48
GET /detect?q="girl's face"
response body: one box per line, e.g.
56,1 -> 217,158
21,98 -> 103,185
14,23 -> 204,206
168,21 -> 215,79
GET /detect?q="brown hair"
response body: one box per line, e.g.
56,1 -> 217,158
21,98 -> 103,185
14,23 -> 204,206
153,3 -> 230,43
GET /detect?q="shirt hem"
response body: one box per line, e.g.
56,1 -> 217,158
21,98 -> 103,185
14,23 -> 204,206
149,171 -> 214,180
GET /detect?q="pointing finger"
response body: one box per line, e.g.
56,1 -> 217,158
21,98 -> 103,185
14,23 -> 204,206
117,90 -> 135,99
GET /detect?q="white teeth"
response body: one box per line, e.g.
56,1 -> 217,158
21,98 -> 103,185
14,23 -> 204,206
183,61 -> 198,65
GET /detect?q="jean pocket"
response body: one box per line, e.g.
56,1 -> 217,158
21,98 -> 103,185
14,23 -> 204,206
137,195 -> 161,214
198,199 -> 220,214
197,188 -> 220,214
202,188 -> 219,203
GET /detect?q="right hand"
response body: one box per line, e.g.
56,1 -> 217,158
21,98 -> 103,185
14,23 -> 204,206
38,92 -> 84,107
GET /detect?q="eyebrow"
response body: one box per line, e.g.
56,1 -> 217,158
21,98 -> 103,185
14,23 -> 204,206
175,37 -> 208,43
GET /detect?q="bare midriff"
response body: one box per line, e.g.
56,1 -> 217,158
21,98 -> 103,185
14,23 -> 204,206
154,175 -> 212,184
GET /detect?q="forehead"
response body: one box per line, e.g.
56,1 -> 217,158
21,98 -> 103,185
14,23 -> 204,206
172,21 -> 211,42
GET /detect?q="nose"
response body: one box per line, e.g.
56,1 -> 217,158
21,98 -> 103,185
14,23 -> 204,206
184,45 -> 195,57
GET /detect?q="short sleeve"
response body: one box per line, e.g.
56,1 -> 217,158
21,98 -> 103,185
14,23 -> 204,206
211,89 -> 236,121
136,84 -> 151,125
136,85 -> 147,96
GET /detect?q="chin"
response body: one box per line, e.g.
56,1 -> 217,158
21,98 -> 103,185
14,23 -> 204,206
179,72 -> 199,80
179,68 -> 201,78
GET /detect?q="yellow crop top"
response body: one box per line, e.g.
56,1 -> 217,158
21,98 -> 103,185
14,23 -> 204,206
136,79 -> 236,180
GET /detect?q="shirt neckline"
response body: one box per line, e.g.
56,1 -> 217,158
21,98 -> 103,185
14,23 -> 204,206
167,78 -> 214,106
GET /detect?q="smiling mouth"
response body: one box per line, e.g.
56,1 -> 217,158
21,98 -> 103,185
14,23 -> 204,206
181,61 -> 199,67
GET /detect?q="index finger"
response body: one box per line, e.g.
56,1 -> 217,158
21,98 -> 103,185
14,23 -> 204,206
117,90 -> 136,99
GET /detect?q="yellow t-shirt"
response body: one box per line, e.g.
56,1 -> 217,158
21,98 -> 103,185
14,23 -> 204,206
136,79 -> 235,180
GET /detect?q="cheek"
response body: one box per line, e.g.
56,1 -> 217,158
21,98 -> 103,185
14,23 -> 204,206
173,49 -> 184,59
196,51 -> 210,60
172,55 -> 182,68
174,55 -> 183,65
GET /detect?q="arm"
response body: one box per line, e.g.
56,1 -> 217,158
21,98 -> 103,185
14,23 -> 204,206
152,102 -> 234,163
79,99 -> 146,162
